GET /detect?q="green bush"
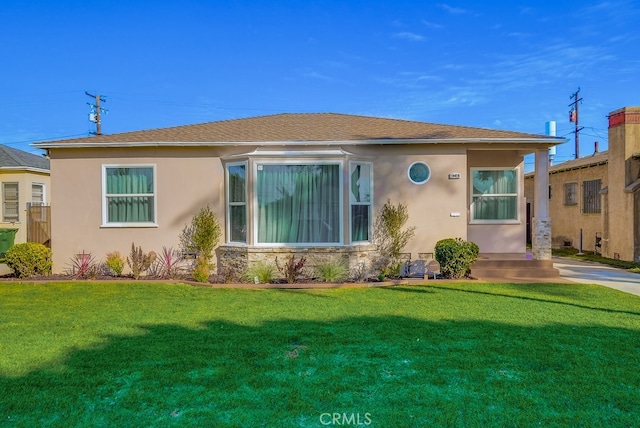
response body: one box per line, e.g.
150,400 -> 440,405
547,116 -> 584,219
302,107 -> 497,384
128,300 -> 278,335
105,251 -> 126,276
5,242 -> 52,278
435,238 -> 479,279
315,260 -> 348,283
243,260 -> 276,284
192,255 -> 211,283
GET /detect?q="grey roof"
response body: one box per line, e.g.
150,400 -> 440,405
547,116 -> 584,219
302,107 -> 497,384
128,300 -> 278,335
0,145 -> 50,170
34,113 -> 563,148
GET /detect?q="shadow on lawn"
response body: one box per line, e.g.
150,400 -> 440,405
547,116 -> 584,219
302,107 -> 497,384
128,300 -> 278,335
1,316 -> 639,427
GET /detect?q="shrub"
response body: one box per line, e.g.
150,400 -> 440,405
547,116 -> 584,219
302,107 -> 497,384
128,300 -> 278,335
243,260 -> 276,284
156,246 -> 182,279
68,251 -> 99,279
373,200 -> 416,278
5,242 -> 52,278
276,255 -> 307,283
105,251 -> 125,276
192,255 -> 211,283
315,260 -> 348,283
179,206 -> 221,264
126,243 -> 156,280
435,238 -> 479,279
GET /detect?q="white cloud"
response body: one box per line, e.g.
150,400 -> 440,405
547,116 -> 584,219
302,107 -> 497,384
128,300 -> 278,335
392,31 -> 426,42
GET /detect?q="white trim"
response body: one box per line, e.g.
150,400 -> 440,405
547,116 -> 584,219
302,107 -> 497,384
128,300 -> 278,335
31,182 -> 46,205
101,164 -> 158,227
0,167 -> 50,174
469,167 -> 520,224
2,182 -> 19,223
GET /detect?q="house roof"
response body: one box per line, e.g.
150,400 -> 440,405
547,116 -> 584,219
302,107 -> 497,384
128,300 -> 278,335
525,151 -> 608,177
34,113 -> 563,148
0,144 -> 50,171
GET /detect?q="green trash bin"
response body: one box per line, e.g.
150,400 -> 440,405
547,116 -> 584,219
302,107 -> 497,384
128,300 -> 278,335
0,228 -> 18,258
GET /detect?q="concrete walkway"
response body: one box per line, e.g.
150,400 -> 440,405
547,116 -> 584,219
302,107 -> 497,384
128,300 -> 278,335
553,256 -> 640,296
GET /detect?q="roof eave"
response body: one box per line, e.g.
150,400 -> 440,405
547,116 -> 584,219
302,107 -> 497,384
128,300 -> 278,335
33,137 -> 566,149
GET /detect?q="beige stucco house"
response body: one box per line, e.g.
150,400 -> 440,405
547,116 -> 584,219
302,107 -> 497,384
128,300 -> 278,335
0,144 -> 50,247
34,113 -> 562,275
525,106 -> 640,262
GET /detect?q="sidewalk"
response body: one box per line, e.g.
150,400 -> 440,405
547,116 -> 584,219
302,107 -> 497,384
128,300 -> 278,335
553,256 -> 640,296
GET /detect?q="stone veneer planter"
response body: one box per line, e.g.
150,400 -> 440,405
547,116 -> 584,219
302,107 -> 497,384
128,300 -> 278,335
216,245 -> 379,280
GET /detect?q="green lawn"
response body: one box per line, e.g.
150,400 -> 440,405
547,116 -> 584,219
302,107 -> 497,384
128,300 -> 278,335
1,281 -> 639,427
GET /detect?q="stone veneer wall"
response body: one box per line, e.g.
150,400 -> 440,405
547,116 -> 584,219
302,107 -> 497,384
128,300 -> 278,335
216,245 -> 380,281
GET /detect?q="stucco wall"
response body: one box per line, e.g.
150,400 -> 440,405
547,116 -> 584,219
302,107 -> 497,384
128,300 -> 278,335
467,150 -> 526,254
48,144 -> 531,274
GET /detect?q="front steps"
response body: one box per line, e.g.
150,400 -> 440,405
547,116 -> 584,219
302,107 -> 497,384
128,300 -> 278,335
470,258 -> 560,280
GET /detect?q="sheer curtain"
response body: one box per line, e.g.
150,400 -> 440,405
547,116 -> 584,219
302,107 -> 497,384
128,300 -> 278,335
472,169 -> 517,220
257,164 -> 340,243
106,167 -> 154,222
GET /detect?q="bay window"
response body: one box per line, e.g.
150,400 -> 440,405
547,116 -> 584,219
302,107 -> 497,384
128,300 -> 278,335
350,162 -> 372,242
227,162 -> 247,243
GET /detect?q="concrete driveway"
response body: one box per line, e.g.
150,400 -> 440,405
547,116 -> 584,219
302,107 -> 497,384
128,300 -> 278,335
553,256 -> 640,296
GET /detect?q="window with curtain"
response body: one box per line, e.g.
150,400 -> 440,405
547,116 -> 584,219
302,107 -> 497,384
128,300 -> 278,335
257,163 -> 340,244
227,163 -> 247,243
350,162 -> 372,242
564,182 -> 578,206
2,182 -> 19,222
103,166 -> 155,225
471,169 -> 518,221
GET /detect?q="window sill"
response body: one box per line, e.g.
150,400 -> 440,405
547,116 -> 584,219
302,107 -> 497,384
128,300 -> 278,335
101,223 -> 159,228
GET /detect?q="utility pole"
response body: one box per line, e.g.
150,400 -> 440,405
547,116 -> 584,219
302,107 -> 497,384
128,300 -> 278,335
568,88 -> 583,159
86,91 -> 107,135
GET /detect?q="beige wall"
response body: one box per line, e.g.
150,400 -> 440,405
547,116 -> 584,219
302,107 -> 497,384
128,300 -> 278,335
0,169 -> 51,246
48,144 -> 531,273
468,150 -> 527,254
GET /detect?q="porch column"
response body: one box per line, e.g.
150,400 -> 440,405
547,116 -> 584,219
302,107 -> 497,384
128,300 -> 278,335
532,149 -> 552,260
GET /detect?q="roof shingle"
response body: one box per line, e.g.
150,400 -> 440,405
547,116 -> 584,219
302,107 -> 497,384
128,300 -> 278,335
35,113 -> 555,147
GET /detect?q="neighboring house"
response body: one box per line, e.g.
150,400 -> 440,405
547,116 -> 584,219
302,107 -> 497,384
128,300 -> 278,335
0,144 -> 51,248
524,106 -> 640,262
34,113 -> 562,275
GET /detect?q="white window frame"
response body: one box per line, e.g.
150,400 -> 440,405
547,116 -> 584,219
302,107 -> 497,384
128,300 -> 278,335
226,161 -> 248,244
101,164 -> 158,227
31,182 -> 45,205
349,161 -> 373,243
470,167 -> 520,224
2,182 -> 19,223
252,159 -> 344,247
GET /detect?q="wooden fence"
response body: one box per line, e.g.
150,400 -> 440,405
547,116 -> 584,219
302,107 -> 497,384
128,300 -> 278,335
26,203 -> 51,247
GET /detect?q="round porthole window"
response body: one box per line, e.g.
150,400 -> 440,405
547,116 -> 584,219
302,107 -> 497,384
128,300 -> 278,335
408,162 -> 431,184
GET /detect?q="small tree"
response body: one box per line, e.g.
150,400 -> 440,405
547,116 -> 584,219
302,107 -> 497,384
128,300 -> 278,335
373,200 -> 416,278
180,205 -> 221,263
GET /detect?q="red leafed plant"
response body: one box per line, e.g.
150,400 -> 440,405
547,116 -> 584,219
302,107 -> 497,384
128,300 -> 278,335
275,254 -> 307,284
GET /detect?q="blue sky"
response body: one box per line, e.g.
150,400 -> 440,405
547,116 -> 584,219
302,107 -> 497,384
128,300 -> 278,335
1,1 -> 639,171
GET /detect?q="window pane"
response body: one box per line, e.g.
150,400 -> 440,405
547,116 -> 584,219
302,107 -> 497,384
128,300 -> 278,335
3,183 -> 19,222
350,163 -> 371,203
257,164 -> 340,243
230,205 -> 246,242
106,168 -> 154,194
228,165 -> 246,203
473,196 -> 517,220
32,184 -> 44,204
564,183 -> 578,206
351,205 -> 369,241
107,196 -> 154,222
473,170 -> 516,195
